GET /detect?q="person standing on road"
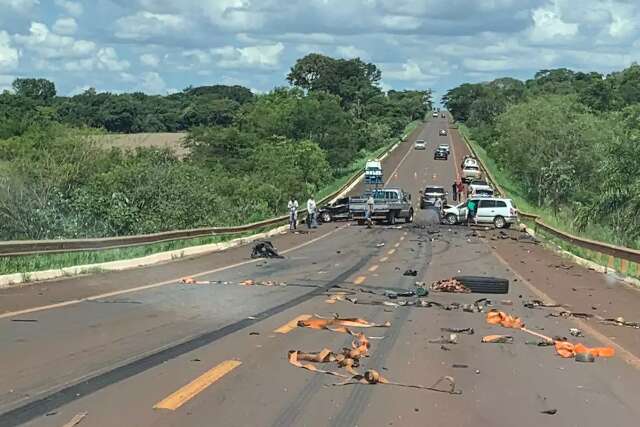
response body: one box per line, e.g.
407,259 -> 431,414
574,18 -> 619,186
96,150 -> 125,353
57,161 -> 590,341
466,198 -> 477,226
456,180 -> 465,202
366,194 -> 375,228
434,197 -> 443,222
306,196 -> 317,229
451,181 -> 458,202
288,197 -> 299,230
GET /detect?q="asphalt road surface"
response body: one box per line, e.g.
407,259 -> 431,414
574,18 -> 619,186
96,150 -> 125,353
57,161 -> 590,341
2,116 -> 640,427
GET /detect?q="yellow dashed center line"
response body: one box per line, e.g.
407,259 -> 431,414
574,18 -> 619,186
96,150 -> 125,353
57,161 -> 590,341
274,314 -> 312,334
368,265 -> 379,272
387,249 -> 396,255
379,256 -> 389,262
353,275 -> 367,285
400,236 -> 405,241
153,360 -> 242,411
394,242 -> 401,248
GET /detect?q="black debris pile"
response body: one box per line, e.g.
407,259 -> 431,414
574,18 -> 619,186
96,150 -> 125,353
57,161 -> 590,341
403,269 -> 418,276
599,317 -> 640,329
251,241 -> 284,259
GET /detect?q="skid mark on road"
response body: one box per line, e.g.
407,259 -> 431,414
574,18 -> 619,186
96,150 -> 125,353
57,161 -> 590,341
274,314 -> 312,334
154,360 -> 241,410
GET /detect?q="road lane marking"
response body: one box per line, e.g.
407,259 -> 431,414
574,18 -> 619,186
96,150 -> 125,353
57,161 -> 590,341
368,265 -> 379,272
353,276 -> 367,285
0,226 -> 347,320
379,257 -> 389,262
394,242 -> 401,248
274,314 -> 312,334
387,249 -> 396,255
400,236 -> 405,241
449,129 -> 460,180
153,360 -> 242,410
491,249 -> 640,370
384,131 -> 422,186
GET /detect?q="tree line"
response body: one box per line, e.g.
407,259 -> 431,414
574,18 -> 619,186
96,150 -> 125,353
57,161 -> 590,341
443,66 -> 640,246
0,54 -> 431,240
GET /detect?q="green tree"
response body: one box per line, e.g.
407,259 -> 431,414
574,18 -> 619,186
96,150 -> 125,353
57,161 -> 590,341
12,78 -> 57,102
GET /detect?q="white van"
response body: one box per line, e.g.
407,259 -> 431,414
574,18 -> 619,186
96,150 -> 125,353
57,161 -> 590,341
442,197 -> 518,229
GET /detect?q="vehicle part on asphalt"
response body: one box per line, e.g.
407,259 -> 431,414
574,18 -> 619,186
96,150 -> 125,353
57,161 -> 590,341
569,328 -> 583,337
441,327 -> 475,335
331,372 -> 461,395
523,299 -> 564,309
428,334 -> 458,344
62,412 -> 88,427
440,345 -> 451,351
297,315 -> 391,333
575,352 -> 595,363
250,241 -> 284,258
546,311 -> 594,319
599,317 -> 640,329
454,276 -> 510,294
376,242 -> 385,247
554,341 -> 615,358
482,335 -> 514,344
11,319 -> 38,322
403,269 -> 418,276
540,409 -> 558,415
501,299 -> 513,305
525,340 -> 554,347
452,364 -> 468,368
486,310 -> 524,329
430,278 -> 470,293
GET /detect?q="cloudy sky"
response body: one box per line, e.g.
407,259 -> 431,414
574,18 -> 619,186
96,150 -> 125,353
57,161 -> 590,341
0,0 -> 639,101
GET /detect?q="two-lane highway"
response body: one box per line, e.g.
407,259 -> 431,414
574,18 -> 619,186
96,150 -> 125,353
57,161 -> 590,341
2,116 -> 640,427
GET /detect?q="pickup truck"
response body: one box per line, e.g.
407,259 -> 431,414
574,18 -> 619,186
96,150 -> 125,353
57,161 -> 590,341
462,164 -> 482,183
350,188 -> 414,225
364,160 -> 383,185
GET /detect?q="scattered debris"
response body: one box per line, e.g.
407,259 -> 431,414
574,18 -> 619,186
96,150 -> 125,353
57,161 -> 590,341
501,300 -> 513,306
554,341 -> 615,358
575,352 -> 595,363
540,409 -> 558,415
403,269 -> 418,276
486,310 -> 524,329
249,331 -> 260,336
523,299 -> 564,309
376,243 -> 385,247
428,334 -> 458,345
62,412 -> 88,427
297,315 -> 391,333
546,311 -> 593,319
482,335 -> 513,344
569,328 -> 583,337
431,278 -> 470,293
440,345 -> 451,351
441,327 -> 474,335
11,319 -> 38,322
452,364 -> 468,368
525,340 -> 554,347
191,358 -> 202,362
599,317 -> 640,329
250,241 -> 283,258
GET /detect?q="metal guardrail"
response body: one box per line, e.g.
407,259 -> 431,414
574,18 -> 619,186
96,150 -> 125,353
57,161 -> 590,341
458,128 -> 640,266
0,124 -> 423,257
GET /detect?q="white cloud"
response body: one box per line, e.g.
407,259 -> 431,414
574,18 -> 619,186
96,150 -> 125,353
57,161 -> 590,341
383,60 -> 432,82
381,15 -> 422,30
53,17 -> 77,35
64,47 -> 130,72
54,0 -> 83,16
14,22 -> 95,59
211,43 -> 284,69
335,45 -> 368,59
115,11 -> 187,40
0,74 -> 14,91
528,6 -> 579,42
0,0 -> 39,13
140,71 -> 167,94
0,31 -> 19,71
140,53 -> 160,67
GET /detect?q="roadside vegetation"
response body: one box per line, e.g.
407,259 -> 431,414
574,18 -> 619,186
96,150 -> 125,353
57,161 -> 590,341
0,54 -> 431,241
444,67 -> 640,249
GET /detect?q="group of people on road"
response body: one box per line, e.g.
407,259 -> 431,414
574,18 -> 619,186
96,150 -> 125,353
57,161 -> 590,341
450,178 -> 477,225
288,196 -> 318,230
450,178 -> 466,202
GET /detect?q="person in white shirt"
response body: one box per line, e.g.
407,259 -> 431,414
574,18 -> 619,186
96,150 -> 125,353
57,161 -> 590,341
287,197 -> 299,230
366,194 -> 375,228
306,197 -> 317,229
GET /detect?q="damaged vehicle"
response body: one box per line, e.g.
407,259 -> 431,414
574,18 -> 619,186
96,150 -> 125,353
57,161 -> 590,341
420,186 -> 447,209
350,188 -> 414,225
318,197 -> 352,223
442,197 -> 518,229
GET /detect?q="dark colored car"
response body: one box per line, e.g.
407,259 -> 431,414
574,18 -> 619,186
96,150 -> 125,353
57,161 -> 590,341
434,148 -> 448,160
318,197 -> 351,223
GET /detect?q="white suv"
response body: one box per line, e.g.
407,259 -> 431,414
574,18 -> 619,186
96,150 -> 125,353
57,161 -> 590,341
442,197 -> 518,229
414,139 -> 426,150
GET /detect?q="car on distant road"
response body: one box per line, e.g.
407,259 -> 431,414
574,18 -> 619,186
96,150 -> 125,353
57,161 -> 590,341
439,129 -> 448,136
432,112 -> 439,117
437,143 -> 450,154
461,156 -> 478,169
414,139 -> 426,150
442,197 -> 518,229
350,188 -> 414,225
462,164 -> 481,182
469,179 -> 494,198
318,197 -> 351,223
441,113 -> 446,118
420,186 -> 447,209
434,147 -> 448,160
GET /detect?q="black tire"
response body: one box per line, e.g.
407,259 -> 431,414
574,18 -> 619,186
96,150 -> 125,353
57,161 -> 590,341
446,213 -> 457,225
454,276 -> 509,294
388,212 -> 396,225
420,202 -> 426,209
321,212 -> 332,223
405,209 -> 414,223
357,220 -> 365,226
503,222 -> 512,229
493,215 -> 506,229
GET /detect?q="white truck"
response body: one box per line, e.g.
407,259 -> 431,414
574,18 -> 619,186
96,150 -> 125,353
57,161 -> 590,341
364,160 -> 383,185
350,188 -> 414,225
